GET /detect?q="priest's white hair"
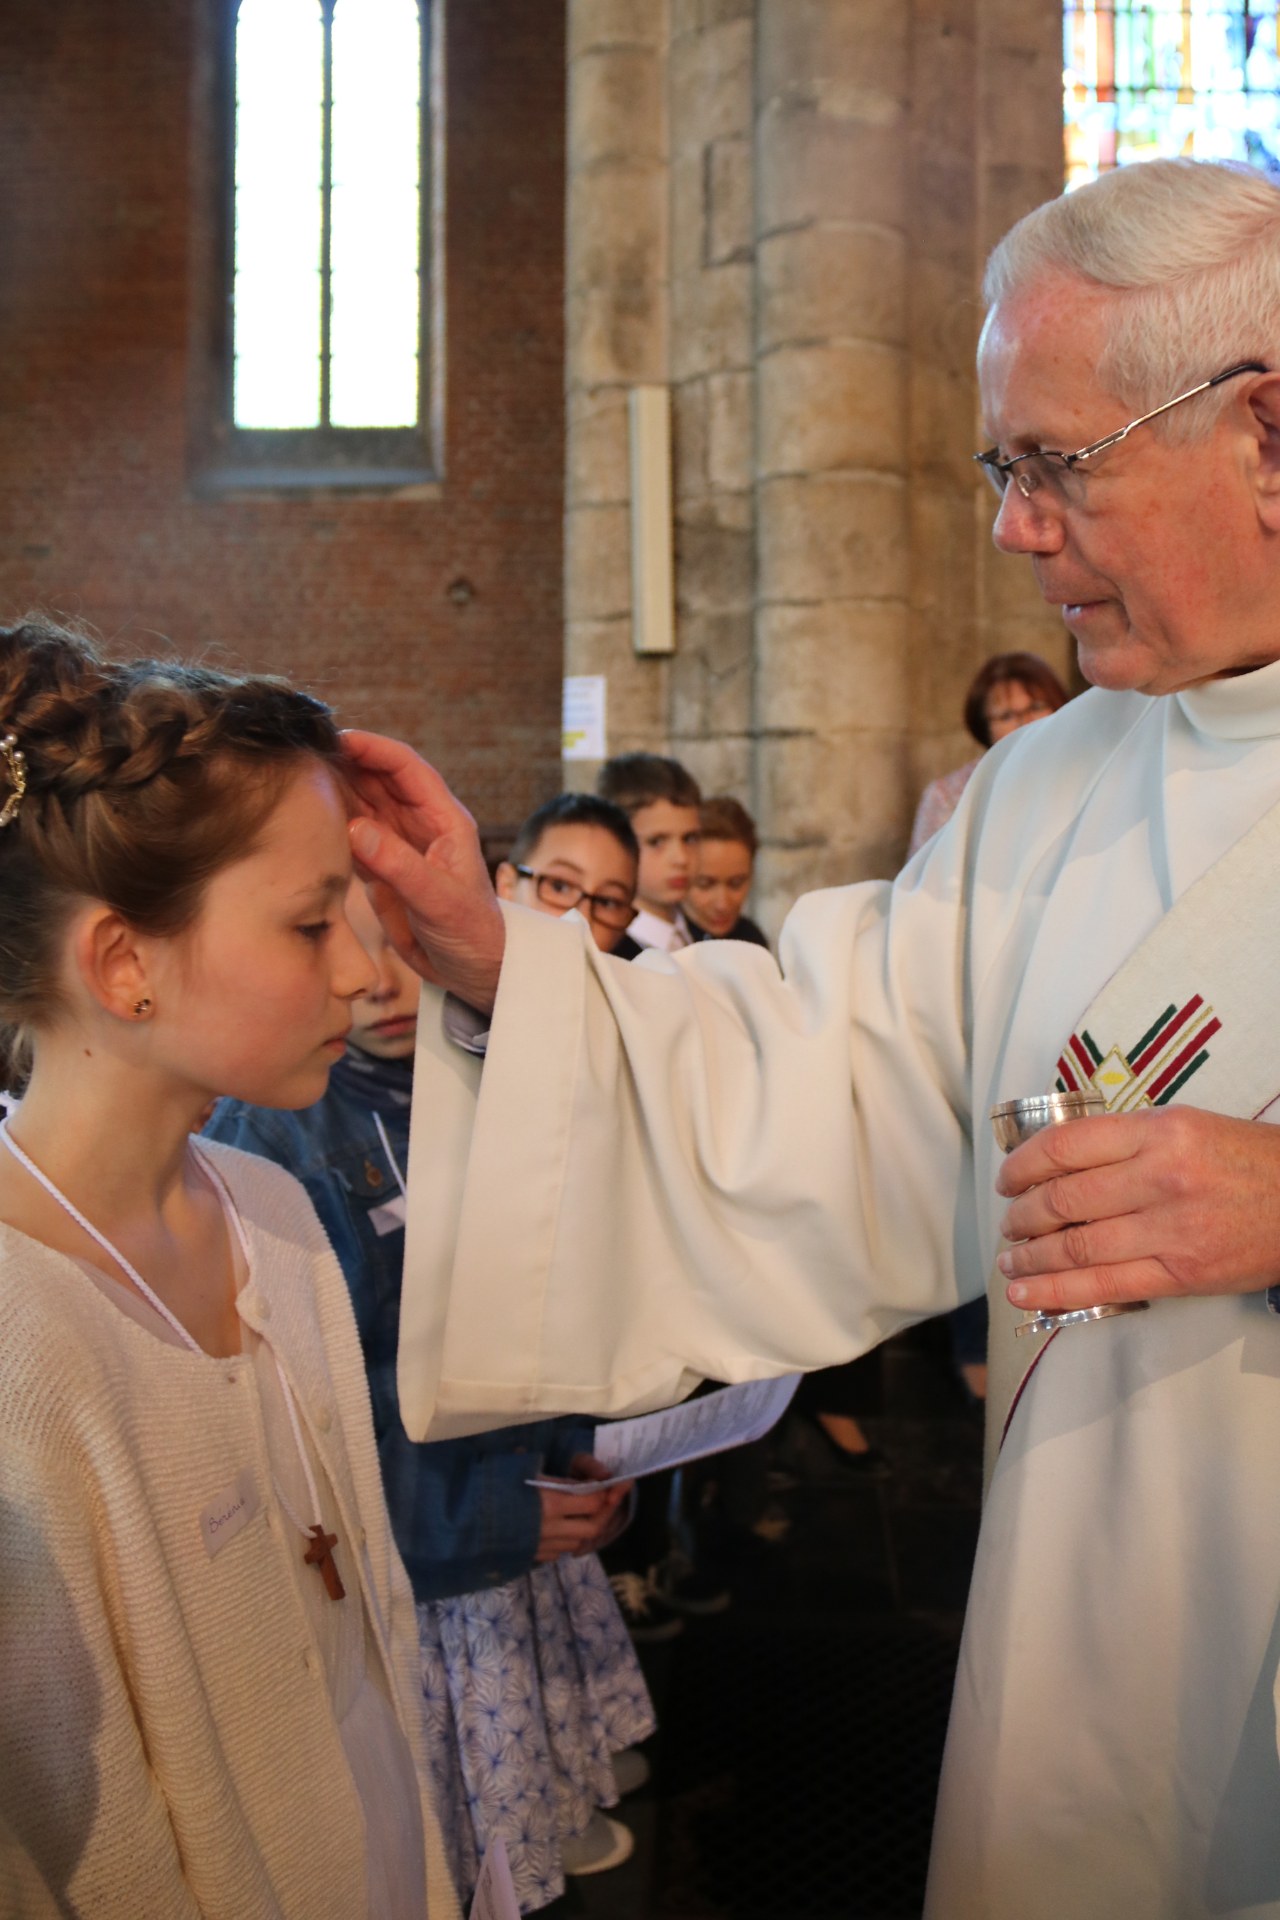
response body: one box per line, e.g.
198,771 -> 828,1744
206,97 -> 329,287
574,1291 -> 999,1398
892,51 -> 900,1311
983,158 -> 1280,440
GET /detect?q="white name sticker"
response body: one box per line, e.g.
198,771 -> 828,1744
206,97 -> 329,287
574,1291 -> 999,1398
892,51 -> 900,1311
369,1193 -> 408,1238
199,1468 -> 261,1559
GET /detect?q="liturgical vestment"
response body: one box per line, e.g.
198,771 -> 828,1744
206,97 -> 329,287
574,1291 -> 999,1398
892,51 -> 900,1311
403,660 -> 1280,1919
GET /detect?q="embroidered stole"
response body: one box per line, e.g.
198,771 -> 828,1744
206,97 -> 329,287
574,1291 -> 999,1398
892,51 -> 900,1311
984,790 -> 1280,1485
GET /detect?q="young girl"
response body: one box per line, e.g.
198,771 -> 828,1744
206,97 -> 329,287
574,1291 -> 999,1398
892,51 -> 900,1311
0,620 -> 457,1918
208,878 -> 655,1912
683,795 -> 769,948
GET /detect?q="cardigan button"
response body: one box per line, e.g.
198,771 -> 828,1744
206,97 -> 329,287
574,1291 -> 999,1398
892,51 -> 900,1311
302,1647 -> 318,1676
313,1402 -> 332,1432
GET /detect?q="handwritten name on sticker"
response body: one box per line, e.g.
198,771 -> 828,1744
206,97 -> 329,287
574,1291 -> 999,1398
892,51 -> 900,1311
199,1467 -> 260,1559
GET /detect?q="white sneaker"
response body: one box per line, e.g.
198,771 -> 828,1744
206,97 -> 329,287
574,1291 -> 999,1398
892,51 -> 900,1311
561,1810 -> 635,1875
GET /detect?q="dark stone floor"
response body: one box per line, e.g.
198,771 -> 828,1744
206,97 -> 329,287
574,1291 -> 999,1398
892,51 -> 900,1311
546,1324 -> 984,1920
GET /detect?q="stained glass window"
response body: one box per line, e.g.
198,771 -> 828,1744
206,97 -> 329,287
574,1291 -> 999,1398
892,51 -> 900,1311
210,0 -> 435,485
1064,3 -> 1280,189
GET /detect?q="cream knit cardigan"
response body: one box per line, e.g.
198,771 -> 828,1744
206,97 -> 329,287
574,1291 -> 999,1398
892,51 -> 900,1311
0,1141 -> 458,1920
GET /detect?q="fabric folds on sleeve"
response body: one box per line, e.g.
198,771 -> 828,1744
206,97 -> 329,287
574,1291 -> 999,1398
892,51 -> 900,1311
401,851 -> 975,1442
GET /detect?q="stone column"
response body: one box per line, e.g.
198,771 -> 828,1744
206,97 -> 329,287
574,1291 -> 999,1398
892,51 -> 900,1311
753,0 -> 913,925
907,0 -> 1076,806
665,0 -> 756,803
974,0 -> 1075,683
563,0 -> 671,790
902,0 -> 982,801
561,0 -> 1070,922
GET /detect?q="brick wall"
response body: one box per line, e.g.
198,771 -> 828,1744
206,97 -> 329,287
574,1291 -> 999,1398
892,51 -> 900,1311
0,0 -> 566,834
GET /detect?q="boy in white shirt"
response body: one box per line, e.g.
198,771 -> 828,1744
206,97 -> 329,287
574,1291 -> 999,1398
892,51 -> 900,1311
596,753 -> 702,951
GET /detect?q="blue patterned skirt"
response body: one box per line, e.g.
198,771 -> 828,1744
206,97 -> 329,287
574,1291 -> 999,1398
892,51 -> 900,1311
417,1553 -> 656,1913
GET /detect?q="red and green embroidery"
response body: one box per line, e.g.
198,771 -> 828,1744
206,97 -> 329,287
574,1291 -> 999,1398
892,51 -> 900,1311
1055,993 -> 1221,1109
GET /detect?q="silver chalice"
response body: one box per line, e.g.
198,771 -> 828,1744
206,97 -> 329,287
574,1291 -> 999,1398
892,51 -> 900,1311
991,1089 -> 1149,1337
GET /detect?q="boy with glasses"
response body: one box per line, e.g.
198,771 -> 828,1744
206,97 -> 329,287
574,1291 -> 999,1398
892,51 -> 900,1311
494,794 -> 642,955
498,792 -> 693,1636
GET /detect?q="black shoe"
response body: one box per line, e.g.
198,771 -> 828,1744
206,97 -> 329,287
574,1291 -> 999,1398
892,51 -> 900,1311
651,1553 -> 731,1616
773,1413 -> 890,1485
608,1570 -> 685,1643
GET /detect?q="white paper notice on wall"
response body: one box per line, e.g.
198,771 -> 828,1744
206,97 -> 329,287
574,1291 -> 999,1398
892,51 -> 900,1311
469,1837 -> 521,1920
562,675 -> 607,761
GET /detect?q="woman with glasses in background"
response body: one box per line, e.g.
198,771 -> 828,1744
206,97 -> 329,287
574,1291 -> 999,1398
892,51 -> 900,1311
908,651 -> 1070,859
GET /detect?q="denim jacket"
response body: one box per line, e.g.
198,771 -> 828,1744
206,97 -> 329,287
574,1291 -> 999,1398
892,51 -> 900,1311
206,1051 -> 594,1602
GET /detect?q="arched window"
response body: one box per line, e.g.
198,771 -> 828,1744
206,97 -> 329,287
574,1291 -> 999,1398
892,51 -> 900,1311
202,0 -> 437,487
1065,2 -> 1280,189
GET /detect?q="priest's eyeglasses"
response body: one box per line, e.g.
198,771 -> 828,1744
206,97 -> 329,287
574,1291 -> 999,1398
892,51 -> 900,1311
513,865 -> 638,930
974,360 -> 1268,504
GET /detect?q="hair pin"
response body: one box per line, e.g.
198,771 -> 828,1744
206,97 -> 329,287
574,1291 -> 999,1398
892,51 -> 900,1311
0,733 -> 26,828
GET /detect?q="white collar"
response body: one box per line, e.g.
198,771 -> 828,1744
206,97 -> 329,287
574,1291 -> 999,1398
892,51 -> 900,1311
630,907 -> 691,952
1175,654 -> 1280,742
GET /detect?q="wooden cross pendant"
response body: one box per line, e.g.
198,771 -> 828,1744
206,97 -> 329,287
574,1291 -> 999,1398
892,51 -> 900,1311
304,1523 -> 345,1601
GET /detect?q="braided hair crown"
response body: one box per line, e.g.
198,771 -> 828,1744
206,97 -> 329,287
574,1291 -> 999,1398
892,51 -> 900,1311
0,617 -> 344,1090
0,622 -> 339,803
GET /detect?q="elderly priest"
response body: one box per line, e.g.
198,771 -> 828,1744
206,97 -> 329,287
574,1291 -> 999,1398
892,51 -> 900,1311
346,159 -> 1280,1919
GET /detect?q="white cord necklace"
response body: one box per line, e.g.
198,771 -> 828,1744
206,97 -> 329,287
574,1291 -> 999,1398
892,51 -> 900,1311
372,1110 -> 409,1201
0,1119 -> 345,1601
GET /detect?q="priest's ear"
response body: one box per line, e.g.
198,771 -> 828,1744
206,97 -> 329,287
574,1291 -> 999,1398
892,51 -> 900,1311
1243,372 -> 1280,530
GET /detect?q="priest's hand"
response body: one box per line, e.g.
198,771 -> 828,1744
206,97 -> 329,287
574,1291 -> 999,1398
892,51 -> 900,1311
341,730 -> 506,1014
994,1107 -> 1280,1310
535,1458 -> 633,1560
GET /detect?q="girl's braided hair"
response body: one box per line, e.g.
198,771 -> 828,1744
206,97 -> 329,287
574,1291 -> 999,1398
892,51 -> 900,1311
0,617 -> 344,1090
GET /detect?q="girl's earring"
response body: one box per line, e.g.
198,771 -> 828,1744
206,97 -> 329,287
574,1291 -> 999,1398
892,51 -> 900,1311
133,997 -> 153,1019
